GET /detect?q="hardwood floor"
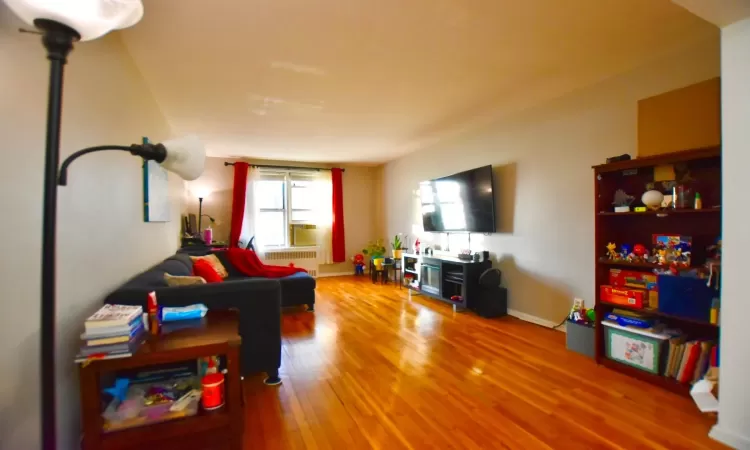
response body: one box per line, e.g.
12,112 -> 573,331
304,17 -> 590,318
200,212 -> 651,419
243,276 -> 724,450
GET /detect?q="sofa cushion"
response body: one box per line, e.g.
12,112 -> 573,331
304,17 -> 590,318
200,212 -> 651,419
158,259 -> 193,277
190,254 -> 229,278
164,273 -> 206,287
165,253 -> 193,272
194,259 -> 224,283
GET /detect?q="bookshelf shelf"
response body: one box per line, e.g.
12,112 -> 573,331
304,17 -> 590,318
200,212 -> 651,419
597,259 -> 699,271
597,207 -> 720,216
593,147 -> 721,396
598,302 -> 718,328
598,358 -> 691,396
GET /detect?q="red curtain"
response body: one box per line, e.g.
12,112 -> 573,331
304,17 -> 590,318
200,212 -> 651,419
229,162 -> 249,248
331,168 -> 346,262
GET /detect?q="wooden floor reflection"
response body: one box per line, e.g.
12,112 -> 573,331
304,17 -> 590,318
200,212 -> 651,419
243,276 -> 724,450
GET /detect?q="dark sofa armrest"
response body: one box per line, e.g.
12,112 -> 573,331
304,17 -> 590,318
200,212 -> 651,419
157,278 -> 280,298
104,278 -> 281,308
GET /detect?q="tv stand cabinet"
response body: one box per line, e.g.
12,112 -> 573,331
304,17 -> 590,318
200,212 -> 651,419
402,253 -> 492,311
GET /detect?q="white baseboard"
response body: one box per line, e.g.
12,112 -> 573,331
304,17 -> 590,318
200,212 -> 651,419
508,309 -> 566,333
710,425 -> 750,449
316,271 -> 355,278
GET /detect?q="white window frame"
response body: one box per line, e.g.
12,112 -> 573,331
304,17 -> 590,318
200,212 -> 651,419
257,170 -> 317,248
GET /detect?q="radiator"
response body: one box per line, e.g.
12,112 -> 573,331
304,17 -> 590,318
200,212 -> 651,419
260,248 -> 319,277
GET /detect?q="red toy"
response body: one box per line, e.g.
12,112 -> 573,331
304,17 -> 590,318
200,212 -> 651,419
352,253 -> 365,275
633,244 -> 648,258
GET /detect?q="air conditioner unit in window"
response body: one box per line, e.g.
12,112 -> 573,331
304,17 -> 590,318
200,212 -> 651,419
291,224 -> 317,247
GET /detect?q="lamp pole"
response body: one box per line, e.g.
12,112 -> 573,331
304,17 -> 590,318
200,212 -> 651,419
35,19 -> 80,450
198,197 -> 204,234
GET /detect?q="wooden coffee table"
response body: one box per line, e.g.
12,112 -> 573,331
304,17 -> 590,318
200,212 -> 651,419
79,311 -> 243,450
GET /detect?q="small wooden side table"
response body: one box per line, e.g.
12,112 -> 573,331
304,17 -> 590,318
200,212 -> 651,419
79,311 -> 243,450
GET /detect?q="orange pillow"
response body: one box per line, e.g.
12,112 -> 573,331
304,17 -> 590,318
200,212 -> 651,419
193,259 -> 223,283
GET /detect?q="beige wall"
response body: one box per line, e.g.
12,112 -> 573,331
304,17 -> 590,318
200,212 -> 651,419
0,9 -> 182,450
382,37 -> 719,324
187,157 -> 383,275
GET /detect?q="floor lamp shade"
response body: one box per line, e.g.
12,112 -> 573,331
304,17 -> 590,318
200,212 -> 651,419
3,0 -> 144,41
160,135 -> 206,181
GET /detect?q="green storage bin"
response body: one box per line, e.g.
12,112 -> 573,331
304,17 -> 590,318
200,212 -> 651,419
603,321 -> 670,374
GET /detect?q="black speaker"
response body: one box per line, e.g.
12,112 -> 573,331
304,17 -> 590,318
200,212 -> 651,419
475,268 -> 507,318
481,250 -> 490,262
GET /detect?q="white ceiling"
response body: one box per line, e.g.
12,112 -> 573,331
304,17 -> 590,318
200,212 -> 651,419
672,0 -> 750,27
119,0 -> 717,164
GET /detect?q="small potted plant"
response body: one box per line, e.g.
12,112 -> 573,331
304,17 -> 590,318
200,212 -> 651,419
391,234 -> 405,259
363,239 -> 386,269
612,189 -> 635,213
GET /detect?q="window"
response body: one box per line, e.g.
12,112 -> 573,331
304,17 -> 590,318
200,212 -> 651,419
291,179 -> 315,223
254,171 -> 322,248
256,176 -> 287,247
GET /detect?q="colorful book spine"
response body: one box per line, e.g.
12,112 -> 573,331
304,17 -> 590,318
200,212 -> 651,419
680,342 -> 701,384
692,342 -> 713,383
669,343 -> 687,378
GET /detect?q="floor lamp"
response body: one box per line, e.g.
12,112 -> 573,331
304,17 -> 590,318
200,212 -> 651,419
2,1 -> 206,448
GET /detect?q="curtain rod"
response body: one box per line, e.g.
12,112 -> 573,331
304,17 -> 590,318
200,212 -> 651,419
223,162 -> 344,172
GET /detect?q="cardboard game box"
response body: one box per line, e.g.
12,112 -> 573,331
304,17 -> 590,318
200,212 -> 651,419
609,269 -> 659,308
600,285 -> 649,309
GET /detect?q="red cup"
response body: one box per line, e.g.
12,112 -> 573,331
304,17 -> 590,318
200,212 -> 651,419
201,373 -> 225,410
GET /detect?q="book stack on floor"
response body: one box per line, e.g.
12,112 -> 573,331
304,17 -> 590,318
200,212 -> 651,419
664,337 -> 717,384
75,304 -> 146,363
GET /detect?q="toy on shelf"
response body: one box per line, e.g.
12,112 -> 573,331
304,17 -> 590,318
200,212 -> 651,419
657,249 -> 667,265
641,190 -> 665,211
707,238 -> 722,261
352,254 -> 365,275
652,235 -> 692,267
621,244 -> 633,260
706,237 -> 722,289
633,244 -> 648,260
607,242 -> 618,260
612,189 -> 635,213
605,308 -> 654,329
414,238 -> 421,255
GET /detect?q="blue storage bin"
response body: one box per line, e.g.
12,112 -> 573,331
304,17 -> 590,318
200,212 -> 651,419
657,275 -> 715,321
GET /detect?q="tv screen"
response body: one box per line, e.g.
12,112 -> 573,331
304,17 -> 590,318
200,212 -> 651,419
420,165 -> 496,233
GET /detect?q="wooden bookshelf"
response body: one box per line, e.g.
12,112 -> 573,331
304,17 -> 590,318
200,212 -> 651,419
591,146 -> 720,173
597,207 -> 720,216
593,147 -> 721,396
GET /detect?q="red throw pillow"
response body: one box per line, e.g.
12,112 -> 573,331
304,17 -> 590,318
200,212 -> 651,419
193,259 -> 223,283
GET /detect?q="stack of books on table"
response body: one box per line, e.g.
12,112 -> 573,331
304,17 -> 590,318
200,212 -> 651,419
75,304 -> 146,363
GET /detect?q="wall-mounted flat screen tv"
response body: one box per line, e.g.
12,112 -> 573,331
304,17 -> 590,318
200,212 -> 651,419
420,165 -> 496,233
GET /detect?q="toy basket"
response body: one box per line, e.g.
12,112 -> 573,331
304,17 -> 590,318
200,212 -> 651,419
603,321 -> 669,374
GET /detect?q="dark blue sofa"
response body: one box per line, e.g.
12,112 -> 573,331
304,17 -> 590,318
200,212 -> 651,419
103,251 -> 316,381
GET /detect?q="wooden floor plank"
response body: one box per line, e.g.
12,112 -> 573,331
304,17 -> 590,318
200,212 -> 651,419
243,276 -> 725,450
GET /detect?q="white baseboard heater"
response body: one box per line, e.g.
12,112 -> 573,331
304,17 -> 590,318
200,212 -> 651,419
260,248 -> 319,277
